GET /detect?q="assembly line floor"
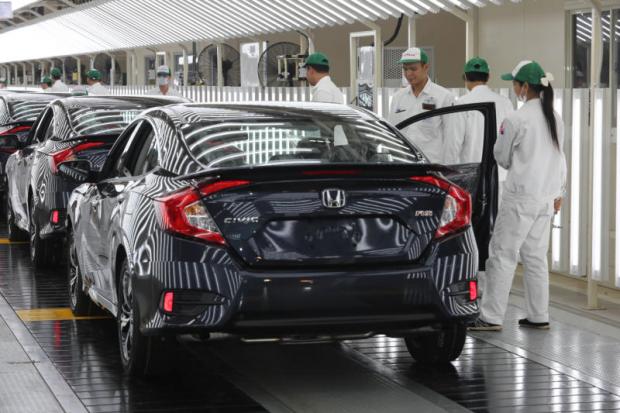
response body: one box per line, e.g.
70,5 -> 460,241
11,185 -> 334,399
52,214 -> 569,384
0,226 -> 619,412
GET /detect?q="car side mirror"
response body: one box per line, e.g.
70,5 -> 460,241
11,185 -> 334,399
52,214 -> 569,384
58,160 -> 98,183
0,134 -> 23,150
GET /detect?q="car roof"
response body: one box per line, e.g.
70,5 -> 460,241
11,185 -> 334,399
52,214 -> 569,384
57,95 -> 188,111
0,92 -> 70,103
154,102 -> 377,125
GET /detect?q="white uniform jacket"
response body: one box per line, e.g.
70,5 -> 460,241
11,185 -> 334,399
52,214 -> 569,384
50,80 -> 69,92
87,82 -> 109,95
447,85 -> 514,164
311,76 -> 344,104
494,98 -> 566,202
388,79 -> 456,163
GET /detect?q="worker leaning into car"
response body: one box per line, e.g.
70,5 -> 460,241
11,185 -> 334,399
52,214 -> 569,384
469,61 -> 566,332
387,47 -> 456,163
49,67 -> 69,92
86,69 -> 109,95
147,65 -> 184,97
303,52 -> 344,104
40,76 -> 52,91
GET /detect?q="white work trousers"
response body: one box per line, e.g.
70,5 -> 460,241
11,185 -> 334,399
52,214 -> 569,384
479,198 -> 554,325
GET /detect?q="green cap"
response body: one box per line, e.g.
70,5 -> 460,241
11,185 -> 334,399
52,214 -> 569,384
40,76 -> 52,86
86,69 -> 102,80
399,47 -> 429,64
501,60 -> 549,85
51,67 -> 62,77
464,57 -> 489,74
303,52 -> 329,68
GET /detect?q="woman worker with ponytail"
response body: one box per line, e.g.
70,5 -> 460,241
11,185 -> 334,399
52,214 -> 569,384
469,61 -> 566,331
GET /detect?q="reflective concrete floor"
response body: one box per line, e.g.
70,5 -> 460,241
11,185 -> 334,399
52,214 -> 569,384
0,229 -> 619,412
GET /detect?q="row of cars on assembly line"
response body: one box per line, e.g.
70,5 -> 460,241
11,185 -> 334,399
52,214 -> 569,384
0,88 -> 499,377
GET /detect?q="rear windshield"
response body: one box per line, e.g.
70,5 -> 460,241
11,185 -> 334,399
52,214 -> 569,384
69,108 -> 141,136
6,100 -> 49,122
182,118 -> 425,169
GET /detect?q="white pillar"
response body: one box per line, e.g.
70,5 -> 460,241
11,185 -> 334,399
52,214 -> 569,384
465,9 -> 478,61
30,63 -> 35,85
407,15 -> 416,48
216,43 -> 224,87
182,47 -> 189,86
21,63 -> 27,86
109,54 -> 115,86
588,2 -> 604,308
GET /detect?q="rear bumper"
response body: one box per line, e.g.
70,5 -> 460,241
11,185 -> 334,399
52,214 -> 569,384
137,228 -> 480,336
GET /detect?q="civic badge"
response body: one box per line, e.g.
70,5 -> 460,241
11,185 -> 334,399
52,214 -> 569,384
321,188 -> 346,209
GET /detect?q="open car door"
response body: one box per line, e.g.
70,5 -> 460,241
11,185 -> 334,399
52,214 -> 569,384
395,102 -> 498,270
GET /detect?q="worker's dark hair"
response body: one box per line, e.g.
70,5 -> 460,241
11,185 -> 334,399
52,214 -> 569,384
516,80 -> 559,150
43,79 -> 52,86
463,72 -> 489,83
51,73 -> 61,80
307,64 -> 329,73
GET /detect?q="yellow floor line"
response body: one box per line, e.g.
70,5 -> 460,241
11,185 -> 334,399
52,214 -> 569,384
17,307 -> 111,322
0,238 -> 28,245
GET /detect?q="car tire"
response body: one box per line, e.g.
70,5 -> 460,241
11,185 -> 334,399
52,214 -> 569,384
117,258 -> 172,377
67,228 -> 92,316
29,204 -> 58,267
7,194 -> 27,242
404,322 -> 467,364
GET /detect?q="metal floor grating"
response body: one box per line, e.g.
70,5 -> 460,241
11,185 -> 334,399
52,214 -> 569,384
346,336 -> 620,412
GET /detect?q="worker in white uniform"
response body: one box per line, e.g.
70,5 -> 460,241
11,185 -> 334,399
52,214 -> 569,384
447,57 -> 514,164
40,76 -> 52,91
49,68 -> 69,92
147,65 -> 184,97
303,53 -> 344,104
86,69 -> 109,95
388,47 -> 455,163
451,58 -> 515,300
469,61 -> 566,331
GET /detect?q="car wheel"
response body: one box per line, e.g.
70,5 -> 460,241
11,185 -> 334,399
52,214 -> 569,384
7,194 -> 27,242
404,322 -> 467,364
28,204 -> 57,267
67,228 -> 91,316
117,258 -> 172,377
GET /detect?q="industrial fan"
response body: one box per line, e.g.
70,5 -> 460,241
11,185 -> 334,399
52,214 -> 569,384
257,42 -> 307,87
197,44 -> 241,86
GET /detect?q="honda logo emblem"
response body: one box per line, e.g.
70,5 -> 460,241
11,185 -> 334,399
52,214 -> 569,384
321,188 -> 346,209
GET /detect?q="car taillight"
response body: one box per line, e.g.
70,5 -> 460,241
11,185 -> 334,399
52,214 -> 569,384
50,141 -> 106,174
469,280 -> 478,301
410,176 -> 472,239
0,125 -> 30,136
162,291 -> 174,313
156,180 -> 250,245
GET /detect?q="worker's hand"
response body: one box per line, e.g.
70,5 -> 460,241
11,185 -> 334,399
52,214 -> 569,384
554,197 -> 563,214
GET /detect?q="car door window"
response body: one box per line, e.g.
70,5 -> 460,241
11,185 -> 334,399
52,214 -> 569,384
108,123 -> 142,178
127,129 -> 158,176
31,108 -> 53,144
109,122 -> 157,178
